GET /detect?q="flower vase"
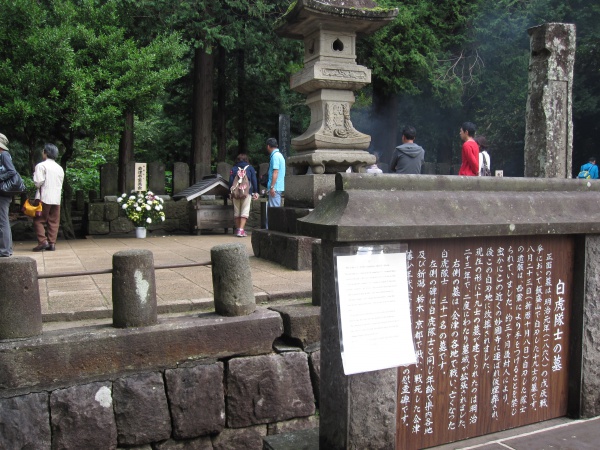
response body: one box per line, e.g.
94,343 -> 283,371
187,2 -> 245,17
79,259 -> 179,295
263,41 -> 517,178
135,227 -> 147,239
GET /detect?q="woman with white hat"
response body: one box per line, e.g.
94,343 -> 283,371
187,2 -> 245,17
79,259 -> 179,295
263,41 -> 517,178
0,133 -> 15,256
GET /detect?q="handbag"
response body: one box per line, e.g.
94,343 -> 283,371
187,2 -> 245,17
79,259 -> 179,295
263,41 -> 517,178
22,198 -> 43,217
0,152 -> 26,197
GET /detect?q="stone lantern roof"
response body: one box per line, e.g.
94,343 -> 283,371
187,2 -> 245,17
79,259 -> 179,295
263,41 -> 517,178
275,0 -> 398,39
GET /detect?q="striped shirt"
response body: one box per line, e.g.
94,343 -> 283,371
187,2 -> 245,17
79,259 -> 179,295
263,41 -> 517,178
34,159 -> 65,205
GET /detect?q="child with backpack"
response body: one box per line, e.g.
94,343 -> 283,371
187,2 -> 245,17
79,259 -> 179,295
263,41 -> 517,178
229,153 -> 259,237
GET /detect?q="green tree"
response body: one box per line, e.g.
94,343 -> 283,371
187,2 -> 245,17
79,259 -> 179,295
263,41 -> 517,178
0,0 -> 186,235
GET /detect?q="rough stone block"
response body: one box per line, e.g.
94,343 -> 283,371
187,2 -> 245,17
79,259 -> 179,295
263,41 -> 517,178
88,202 -> 106,221
284,174 -> 336,209
50,382 -> 117,449
164,198 -> 190,221
113,372 -> 171,445
217,162 -> 232,180
104,201 -> 120,221
88,220 -> 110,235
110,216 -> 135,233
227,353 -> 315,428
154,436 -> 213,449
308,350 -> 321,406
251,229 -> 319,271
165,362 -> 226,439
269,303 -> 320,349
267,415 -> 319,436
262,427 -> 319,450
312,242 -> 321,306
211,424 -> 267,450
0,392 -> 50,449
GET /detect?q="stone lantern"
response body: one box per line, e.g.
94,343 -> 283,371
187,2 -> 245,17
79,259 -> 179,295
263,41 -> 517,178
275,0 -> 398,176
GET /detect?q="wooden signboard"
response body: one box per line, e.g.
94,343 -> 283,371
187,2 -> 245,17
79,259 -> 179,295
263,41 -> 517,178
397,235 -> 573,449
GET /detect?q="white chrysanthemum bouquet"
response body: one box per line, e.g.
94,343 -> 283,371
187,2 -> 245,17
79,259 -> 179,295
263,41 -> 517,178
117,190 -> 166,228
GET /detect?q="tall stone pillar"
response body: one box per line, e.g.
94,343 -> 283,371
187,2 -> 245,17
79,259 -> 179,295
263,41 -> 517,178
524,23 -> 576,178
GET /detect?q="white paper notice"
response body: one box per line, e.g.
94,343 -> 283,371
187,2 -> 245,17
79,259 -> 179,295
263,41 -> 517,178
336,251 -> 416,375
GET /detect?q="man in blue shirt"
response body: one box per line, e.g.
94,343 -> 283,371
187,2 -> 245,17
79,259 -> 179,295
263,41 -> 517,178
578,157 -> 599,179
266,137 -> 285,229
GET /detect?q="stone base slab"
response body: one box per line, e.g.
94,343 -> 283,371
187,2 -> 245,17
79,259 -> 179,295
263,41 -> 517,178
284,174 -> 337,209
251,229 -> 319,271
287,150 -> 375,175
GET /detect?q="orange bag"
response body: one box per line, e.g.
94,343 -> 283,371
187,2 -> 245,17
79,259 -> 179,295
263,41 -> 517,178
22,199 -> 42,217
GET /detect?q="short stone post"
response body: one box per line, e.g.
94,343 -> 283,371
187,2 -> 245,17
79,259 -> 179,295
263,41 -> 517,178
211,243 -> 256,316
0,257 -> 42,340
112,250 -> 157,328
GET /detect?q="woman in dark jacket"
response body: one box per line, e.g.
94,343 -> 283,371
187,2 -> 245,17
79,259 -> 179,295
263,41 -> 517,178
0,133 -> 16,256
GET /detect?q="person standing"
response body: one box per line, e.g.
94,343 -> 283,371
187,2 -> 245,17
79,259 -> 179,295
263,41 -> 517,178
458,122 -> 479,176
578,157 -> 599,179
229,153 -> 259,237
390,126 -> 425,174
266,137 -> 285,229
475,135 -> 491,176
32,143 -> 64,252
0,133 -> 15,257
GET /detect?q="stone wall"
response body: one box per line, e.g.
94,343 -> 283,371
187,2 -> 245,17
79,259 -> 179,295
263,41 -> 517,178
0,304 -> 321,450
87,197 -> 263,236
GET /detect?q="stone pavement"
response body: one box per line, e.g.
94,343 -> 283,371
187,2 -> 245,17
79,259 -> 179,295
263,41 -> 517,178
11,233 -> 312,324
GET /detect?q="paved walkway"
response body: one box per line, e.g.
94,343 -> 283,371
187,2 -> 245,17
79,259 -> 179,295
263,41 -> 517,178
12,233 -> 312,323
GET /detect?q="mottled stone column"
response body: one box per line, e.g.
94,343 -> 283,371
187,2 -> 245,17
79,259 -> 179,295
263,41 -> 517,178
211,243 -> 256,316
112,249 -> 157,328
0,257 -> 42,340
99,163 -> 118,198
148,162 -> 166,195
524,23 -> 576,178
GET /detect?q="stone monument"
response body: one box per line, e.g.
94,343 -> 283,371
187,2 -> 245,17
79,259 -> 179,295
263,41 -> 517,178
275,0 -> 398,206
524,23 -> 576,178
252,0 -> 397,271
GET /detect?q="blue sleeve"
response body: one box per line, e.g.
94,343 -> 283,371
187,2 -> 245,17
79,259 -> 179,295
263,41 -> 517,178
250,166 -> 258,194
229,165 -> 236,187
592,165 -> 599,179
0,152 -> 17,181
273,153 -> 284,171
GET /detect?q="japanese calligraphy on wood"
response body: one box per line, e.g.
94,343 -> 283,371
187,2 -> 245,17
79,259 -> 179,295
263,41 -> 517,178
397,235 -> 572,449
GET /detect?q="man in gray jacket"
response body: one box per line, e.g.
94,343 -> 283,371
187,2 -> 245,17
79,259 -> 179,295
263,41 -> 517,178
390,125 -> 425,174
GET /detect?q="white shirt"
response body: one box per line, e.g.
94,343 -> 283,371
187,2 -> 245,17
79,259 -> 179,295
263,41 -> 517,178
34,159 -> 65,205
478,151 -> 491,176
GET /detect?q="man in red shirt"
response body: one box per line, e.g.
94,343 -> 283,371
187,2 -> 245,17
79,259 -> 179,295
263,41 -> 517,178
458,122 -> 480,176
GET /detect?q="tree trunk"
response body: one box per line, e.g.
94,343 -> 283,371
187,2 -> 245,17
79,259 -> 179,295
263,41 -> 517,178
191,46 -> 214,183
371,81 -> 399,168
236,49 -> 247,153
59,132 -> 76,240
118,108 -> 134,193
216,45 -> 227,162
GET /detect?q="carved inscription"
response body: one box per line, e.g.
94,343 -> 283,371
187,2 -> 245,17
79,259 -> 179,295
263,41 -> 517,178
397,235 -> 572,450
